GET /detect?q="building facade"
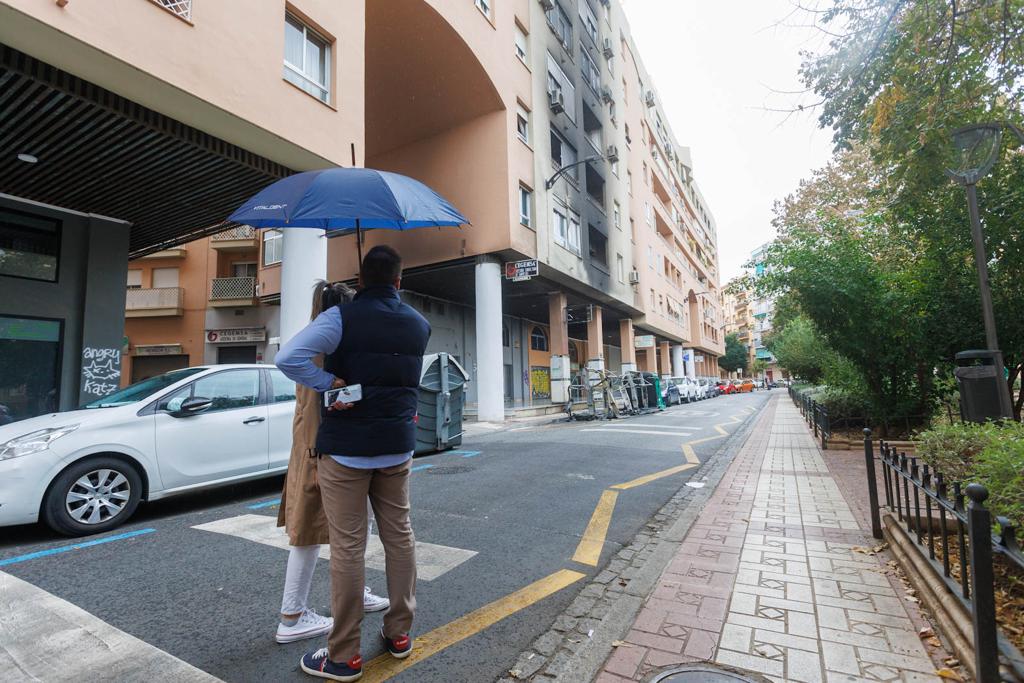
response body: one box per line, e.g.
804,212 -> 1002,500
720,244 -> 783,382
2,0 -> 724,423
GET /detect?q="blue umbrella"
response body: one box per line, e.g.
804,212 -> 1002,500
228,167 -> 469,265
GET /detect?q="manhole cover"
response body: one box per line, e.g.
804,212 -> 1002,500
649,664 -> 766,683
426,465 -> 475,475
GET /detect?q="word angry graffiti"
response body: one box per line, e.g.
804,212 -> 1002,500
81,347 -> 122,397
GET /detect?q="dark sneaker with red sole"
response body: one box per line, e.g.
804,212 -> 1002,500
380,627 -> 413,659
299,648 -> 362,681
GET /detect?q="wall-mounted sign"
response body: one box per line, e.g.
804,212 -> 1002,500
504,259 -> 539,282
134,344 -> 183,357
694,354 -> 705,363
207,328 -> 266,344
634,335 -> 655,349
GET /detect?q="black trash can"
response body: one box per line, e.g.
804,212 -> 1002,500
954,350 -> 1009,423
416,352 -> 470,454
638,371 -> 664,411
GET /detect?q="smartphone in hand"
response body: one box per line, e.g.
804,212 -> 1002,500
324,384 -> 362,408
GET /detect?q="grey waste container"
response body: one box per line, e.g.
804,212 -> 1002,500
954,350 -> 1008,423
416,352 -> 470,454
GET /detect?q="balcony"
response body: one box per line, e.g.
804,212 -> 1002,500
140,248 -> 186,259
125,287 -> 184,317
211,225 -> 258,251
209,277 -> 257,307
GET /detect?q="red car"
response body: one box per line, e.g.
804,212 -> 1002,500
716,381 -> 737,395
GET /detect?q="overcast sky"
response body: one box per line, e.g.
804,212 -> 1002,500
621,0 -> 836,281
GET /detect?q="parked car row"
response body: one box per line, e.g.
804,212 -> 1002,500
664,376 -> 723,405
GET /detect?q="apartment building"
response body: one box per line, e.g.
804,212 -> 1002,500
720,245 -> 783,381
1,0 -> 724,423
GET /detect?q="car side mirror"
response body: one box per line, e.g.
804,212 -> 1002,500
170,396 -> 212,416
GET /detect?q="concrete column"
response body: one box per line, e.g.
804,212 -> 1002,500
280,229 -> 327,344
671,345 -> 685,378
475,256 -> 505,422
586,305 -> 604,371
549,292 -> 570,403
684,348 -> 696,379
658,342 -> 672,379
644,346 -> 658,373
619,319 -> 636,372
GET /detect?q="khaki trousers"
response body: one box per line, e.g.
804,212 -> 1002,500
316,457 -> 416,661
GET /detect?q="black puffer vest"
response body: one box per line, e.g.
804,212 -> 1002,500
316,286 -> 431,457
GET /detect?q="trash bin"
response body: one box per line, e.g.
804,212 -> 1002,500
638,371 -> 665,411
416,352 -> 470,454
954,350 -> 1009,423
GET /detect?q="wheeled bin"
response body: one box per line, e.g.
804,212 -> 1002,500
416,352 -> 470,454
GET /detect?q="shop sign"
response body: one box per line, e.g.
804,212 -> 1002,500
134,344 -> 183,356
694,354 -> 705,363
207,328 -> 266,344
504,259 -> 539,282
634,335 -> 655,349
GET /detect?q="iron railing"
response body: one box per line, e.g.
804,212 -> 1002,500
864,431 -> 1024,682
125,287 -> 183,310
789,386 -> 830,449
151,0 -> 192,21
211,225 -> 257,241
210,277 -> 256,300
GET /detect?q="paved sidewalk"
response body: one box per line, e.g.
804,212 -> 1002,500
597,397 -> 943,683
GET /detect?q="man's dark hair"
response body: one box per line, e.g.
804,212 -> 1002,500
361,245 -> 402,287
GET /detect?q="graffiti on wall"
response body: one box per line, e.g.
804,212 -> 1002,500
81,347 -> 121,397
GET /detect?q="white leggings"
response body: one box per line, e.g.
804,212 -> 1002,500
280,502 -> 376,615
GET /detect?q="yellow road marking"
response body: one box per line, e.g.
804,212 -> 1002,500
361,569 -> 586,681
682,444 -> 700,464
713,424 -> 729,436
610,462 -> 698,491
572,489 -> 619,565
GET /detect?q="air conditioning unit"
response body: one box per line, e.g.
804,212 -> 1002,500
602,37 -> 614,59
539,0 -> 555,10
600,84 -> 613,103
605,145 -> 619,163
644,90 -> 656,107
548,88 -> 565,114
651,148 -> 659,160
628,269 -> 640,285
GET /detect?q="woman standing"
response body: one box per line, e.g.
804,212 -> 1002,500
275,281 -> 389,644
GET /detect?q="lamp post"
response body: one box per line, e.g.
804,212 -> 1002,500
945,122 -> 1022,420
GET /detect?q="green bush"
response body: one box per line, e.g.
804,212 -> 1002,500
916,421 -> 1024,528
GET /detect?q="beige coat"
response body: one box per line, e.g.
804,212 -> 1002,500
276,381 -> 329,546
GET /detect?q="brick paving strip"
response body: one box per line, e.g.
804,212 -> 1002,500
591,397 -> 947,683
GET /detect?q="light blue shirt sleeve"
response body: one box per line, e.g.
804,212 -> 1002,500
275,307 -> 342,393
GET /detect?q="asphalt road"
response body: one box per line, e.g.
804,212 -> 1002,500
0,391 -> 771,683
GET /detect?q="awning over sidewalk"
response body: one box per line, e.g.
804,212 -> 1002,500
0,45 -> 292,257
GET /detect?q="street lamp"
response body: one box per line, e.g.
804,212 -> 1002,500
545,149 -> 619,190
945,121 -> 1023,420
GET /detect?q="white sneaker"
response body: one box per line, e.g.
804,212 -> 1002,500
276,608 -> 333,644
363,586 -> 389,613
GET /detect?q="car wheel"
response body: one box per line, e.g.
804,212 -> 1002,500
42,457 -> 143,537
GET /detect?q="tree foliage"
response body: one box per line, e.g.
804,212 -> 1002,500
719,333 -> 750,374
766,316 -> 830,383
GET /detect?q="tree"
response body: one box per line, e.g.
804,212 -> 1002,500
752,359 -> 770,377
766,316 -> 830,383
719,333 -> 749,375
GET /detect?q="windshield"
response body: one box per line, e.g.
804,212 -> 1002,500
82,368 -> 205,408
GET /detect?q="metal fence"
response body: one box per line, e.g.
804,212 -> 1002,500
863,431 -> 1024,682
789,386 -> 830,450
210,277 -> 256,300
211,225 -> 256,241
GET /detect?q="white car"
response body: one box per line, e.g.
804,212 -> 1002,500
670,377 -> 695,404
0,365 -> 297,536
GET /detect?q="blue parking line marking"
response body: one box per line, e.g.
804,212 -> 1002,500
411,464 -> 434,472
451,450 -> 482,458
247,498 -> 281,509
0,528 -> 156,567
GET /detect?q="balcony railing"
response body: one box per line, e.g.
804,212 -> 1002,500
151,0 -> 192,21
210,277 -> 256,301
212,225 -> 256,241
125,287 -> 184,315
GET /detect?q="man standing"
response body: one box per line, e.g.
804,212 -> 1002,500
276,245 -> 430,682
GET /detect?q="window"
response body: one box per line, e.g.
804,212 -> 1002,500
550,128 -> 578,182
519,185 -> 533,228
579,0 -> 599,43
162,369 -> 261,413
588,226 -> 607,266
546,2 -> 572,49
0,208 -> 60,282
263,229 -> 283,265
611,155 -> 619,177
624,123 -> 631,145
647,244 -> 654,268
650,288 -> 656,307
608,99 -> 616,123
546,53 -> 577,122
568,210 -> 582,254
475,0 -> 492,18
152,267 -> 179,288
580,44 -> 600,92
232,262 -> 258,279
502,323 -> 511,348
283,13 -> 331,103
553,204 -> 569,246
126,270 -> 142,289
627,170 -> 633,195
515,24 -> 528,63
645,202 -> 653,226
613,201 -> 621,230
530,326 -> 548,352
616,253 -> 625,282
269,369 -> 297,403
0,315 -> 62,422
516,106 -> 530,144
